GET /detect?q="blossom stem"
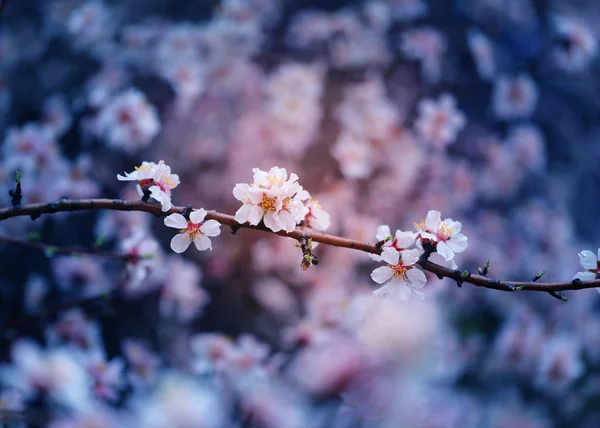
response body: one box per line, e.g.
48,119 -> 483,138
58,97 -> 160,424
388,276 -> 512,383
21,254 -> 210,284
0,198 -> 597,294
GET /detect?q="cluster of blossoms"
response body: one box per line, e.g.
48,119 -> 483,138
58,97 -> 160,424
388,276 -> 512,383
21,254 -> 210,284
233,166 -> 329,233
370,210 -> 468,301
117,160 -> 180,212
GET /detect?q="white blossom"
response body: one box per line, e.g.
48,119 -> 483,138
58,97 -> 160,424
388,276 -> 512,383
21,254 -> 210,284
233,167 -> 308,232
117,160 -> 180,211
164,208 -> 221,253
414,210 -> 468,261
370,247 -> 427,301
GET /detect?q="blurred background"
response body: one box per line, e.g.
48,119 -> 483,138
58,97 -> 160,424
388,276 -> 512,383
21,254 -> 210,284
1,0 -> 600,426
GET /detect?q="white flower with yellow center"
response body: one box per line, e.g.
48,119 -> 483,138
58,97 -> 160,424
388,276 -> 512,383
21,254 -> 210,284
414,210 -> 468,261
164,209 -> 221,253
232,167 -> 309,233
118,160 -> 180,211
370,248 -> 427,301
370,225 -> 417,261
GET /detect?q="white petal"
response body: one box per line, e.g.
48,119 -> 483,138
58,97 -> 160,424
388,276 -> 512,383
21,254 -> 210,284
579,250 -> 597,270
233,183 -> 250,201
248,205 -> 264,225
263,212 -> 281,232
395,230 -> 416,248
164,213 -> 188,229
574,271 -> 596,281
406,269 -> 427,288
436,241 -> 454,261
371,266 -> 393,284
189,208 -> 207,224
375,225 -> 391,241
425,210 -> 441,231
235,204 -> 251,223
200,220 -> 221,237
447,234 -> 468,253
401,248 -> 421,266
194,235 -> 212,251
381,247 -> 400,265
170,234 -> 191,253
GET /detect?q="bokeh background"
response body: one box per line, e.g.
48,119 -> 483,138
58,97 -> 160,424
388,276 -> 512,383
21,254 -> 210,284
1,0 -> 600,426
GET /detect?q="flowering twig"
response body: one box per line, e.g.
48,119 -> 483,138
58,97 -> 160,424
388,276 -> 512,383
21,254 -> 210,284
0,234 -> 135,261
0,198 -> 598,294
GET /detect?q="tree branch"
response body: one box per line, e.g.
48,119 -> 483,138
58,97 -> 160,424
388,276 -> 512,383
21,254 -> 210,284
0,198 -> 597,294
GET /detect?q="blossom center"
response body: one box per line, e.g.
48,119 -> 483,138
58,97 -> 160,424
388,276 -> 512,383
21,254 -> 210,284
182,221 -> 204,241
389,263 -> 411,281
259,193 -> 277,212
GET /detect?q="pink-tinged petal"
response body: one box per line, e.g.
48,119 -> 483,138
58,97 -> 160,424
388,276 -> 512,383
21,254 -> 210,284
200,220 -> 221,237
436,241 -> 454,261
395,230 -> 416,248
170,234 -> 190,253
263,212 -> 281,232
371,266 -> 393,284
194,235 -> 212,251
406,269 -> 427,288
401,248 -> 421,266
248,205 -> 264,225
381,247 -> 400,265
578,250 -> 597,270
574,271 -> 596,281
233,183 -> 250,201
189,208 -> 207,224
447,233 -> 468,253
425,210 -> 441,231
375,225 -> 391,241
234,205 -> 251,223
164,213 -> 188,229
277,210 -> 296,232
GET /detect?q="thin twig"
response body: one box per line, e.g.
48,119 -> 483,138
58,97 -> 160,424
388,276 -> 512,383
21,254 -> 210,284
0,198 -> 597,293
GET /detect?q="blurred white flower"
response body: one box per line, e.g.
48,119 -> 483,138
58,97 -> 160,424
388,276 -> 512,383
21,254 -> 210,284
573,249 -> 600,293
415,93 -> 466,148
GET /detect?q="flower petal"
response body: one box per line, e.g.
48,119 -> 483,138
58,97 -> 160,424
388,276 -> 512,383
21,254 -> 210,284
164,213 -> 188,229
406,269 -> 427,288
371,266 -> 393,284
579,250 -> 597,270
381,247 -> 400,265
425,210 -> 441,231
436,241 -> 454,261
201,220 -> 221,237
401,248 -> 421,266
170,233 -> 191,253
235,204 -> 251,223
447,233 -> 468,253
574,271 -> 596,281
376,225 -> 391,241
194,235 -> 212,251
189,208 -> 207,224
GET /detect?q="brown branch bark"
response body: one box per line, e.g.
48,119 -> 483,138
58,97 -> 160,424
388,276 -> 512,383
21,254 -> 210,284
0,198 -> 596,294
